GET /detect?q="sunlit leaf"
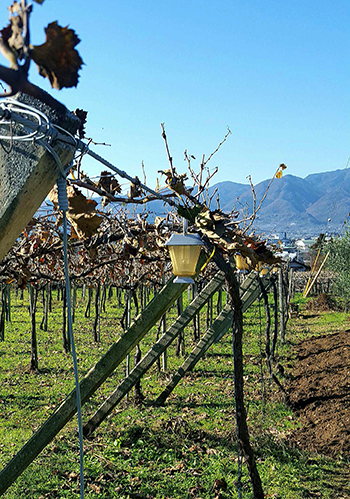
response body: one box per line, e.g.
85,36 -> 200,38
276,170 -> 283,179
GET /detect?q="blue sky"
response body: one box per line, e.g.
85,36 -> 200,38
21,0 -> 350,191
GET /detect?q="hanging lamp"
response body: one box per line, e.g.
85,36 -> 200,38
234,253 -> 248,273
165,226 -> 203,284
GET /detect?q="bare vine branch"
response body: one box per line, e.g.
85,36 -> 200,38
160,122 -> 175,177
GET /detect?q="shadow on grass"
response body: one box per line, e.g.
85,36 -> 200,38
38,367 -> 67,375
190,369 -> 234,377
205,352 -> 233,358
255,432 -> 350,497
117,415 -> 237,452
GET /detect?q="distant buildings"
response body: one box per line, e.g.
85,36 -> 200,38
267,232 -> 317,270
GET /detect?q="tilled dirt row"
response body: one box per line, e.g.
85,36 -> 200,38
286,330 -> 350,458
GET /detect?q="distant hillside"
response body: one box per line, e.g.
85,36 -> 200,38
51,168 -> 349,239
209,168 -> 350,237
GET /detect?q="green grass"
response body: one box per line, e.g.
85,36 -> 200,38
0,287 -> 349,498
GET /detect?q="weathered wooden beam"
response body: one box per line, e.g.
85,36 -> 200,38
242,274 -> 271,311
154,304 -> 233,406
0,94 -> 79,262
83,271 -> 225,436
278,268 -> 285,343
155,274 -> 272,404
0,253 -> 207,496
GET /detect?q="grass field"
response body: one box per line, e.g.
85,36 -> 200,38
0,283 -> 349,498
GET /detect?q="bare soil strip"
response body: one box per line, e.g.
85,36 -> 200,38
286,330 -> 350,459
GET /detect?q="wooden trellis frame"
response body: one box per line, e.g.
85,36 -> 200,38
0,254 -> 207,495
154,273 -> 271,406
0,260 -> 273,494
83,270 -> 226,436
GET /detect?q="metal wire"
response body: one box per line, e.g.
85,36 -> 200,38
0,98 -> 54,141
58,178 -> 85,499
0,98 -> 85,498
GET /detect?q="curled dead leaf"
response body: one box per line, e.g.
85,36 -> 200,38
74,108 -> 88,139
49,184 -> 102,238
97,171 -> 122,195
31,21 -> 84,89
128,177 -> 142,199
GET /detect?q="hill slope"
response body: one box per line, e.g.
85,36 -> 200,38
209,168 -> 349,236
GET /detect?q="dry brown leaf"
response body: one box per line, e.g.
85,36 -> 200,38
128,177 -> 142,199
74,108 -> 88,139
97,171 -> 122,195
0,24 -> 13,46
49,185 -> 102,239
31,21 -> 83,89
69,213 -> 102,239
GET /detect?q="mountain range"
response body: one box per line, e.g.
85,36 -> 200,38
208,168 -> 350,237
47,168 -> 349,239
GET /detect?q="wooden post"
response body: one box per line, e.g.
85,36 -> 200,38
72,285 -> 77,324
192,283 -> 200,340
125,291 -> 131,390
29,286 -> 38,373
161,272 -> 167,371
303,252 -> 330,298
0,286 -> 6,341
6,285 -> 11,323
217,287 -> 222,314
278,268 -> 285,343
206,295 -> 213,329
288,268 -> 293,302
40,284 -> 49,331
161,313 -> 167,372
